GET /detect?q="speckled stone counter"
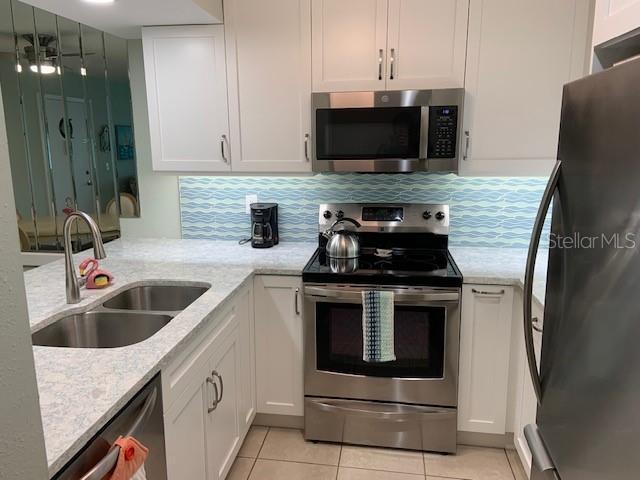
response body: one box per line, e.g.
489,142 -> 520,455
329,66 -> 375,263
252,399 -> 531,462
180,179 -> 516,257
25,239 -> 316,477
450,246 -> 548,308
25,239 -> 546,477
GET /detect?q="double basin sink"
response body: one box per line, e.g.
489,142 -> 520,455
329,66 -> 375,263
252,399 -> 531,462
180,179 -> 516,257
32,284 -> 209,349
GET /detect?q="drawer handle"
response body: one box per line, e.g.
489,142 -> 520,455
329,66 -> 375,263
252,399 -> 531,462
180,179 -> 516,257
471,288 -> 505,296
206,376 -> 218,413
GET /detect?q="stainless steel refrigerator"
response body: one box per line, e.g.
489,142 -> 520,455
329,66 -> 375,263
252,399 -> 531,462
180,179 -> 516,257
523,58 -> 640,480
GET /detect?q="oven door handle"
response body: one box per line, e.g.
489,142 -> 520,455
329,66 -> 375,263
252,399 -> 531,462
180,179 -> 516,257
304,286 -> 459,304
312,400 -> 453,421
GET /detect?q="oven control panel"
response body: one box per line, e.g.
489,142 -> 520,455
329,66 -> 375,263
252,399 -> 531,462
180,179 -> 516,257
427,106 -> 458,159
319,203 -> 449,235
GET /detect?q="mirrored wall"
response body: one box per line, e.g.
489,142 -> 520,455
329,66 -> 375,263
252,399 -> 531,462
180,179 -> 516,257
0,0 -> 139,253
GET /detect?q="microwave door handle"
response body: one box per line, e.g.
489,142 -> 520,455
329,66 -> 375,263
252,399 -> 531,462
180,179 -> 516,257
78,387 -> 158,480
524,159 -> 561,405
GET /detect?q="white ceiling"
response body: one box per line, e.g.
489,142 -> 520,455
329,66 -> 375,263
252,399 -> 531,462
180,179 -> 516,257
19,0 -> 224,39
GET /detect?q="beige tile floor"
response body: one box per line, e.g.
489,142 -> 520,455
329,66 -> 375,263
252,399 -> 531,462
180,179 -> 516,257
228,426 -> 528,480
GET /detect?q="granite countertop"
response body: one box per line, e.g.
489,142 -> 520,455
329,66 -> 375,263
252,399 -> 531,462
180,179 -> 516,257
26,239 -> 316,477
26,239 -> 546,477
450,246 -> 548,308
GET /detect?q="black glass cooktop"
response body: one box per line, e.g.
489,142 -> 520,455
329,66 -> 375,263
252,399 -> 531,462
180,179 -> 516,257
302,247 -> 463,287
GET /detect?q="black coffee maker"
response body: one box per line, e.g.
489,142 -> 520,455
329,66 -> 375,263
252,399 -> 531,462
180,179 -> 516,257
250,203 -> 279,248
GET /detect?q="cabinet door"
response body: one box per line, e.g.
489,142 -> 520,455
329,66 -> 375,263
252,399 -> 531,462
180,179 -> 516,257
207,327 -> 241,480
236,284 -> 256,435
254,275 -> 304,416
458,285 -> 514,434
225,0 -> 312,172
514,304 -> 544,478
386,0 -> 468,89
312,0 -> 388,92
593,0 -> 640,47
461,0 -> 591,176
165,380 -> 210,480
142,25 -> 231,172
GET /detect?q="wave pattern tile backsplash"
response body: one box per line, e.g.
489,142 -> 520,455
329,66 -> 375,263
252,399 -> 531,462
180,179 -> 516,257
179,173 -> 549,248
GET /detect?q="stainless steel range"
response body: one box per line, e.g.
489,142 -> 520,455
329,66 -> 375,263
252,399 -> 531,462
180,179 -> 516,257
302,203 -> 462,453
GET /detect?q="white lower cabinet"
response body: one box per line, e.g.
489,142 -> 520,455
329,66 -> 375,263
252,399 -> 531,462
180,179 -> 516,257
236,284 -> 256,435
458,284 -> 514,434
207,327 -> 241,480
254,275 -> 304,416
513,301 -> 544,477
163,284 -> 254,480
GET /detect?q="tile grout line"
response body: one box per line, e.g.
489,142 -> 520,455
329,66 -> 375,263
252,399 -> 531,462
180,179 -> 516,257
503,448 -> 517,480
335,443 -> 343,480
246,426 -> 269,480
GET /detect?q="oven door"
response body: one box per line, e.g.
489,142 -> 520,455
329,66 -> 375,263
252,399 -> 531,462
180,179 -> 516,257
304,284 -> 460,407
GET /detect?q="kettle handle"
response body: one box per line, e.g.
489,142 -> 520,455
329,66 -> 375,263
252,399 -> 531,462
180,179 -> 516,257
328,217 -> 361,231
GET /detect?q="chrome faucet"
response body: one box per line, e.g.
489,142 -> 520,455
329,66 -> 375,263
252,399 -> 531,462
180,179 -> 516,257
64,211 -> 106,303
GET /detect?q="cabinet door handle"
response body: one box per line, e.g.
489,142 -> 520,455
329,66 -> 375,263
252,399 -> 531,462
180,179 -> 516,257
463,131 -> 470,160
389,48 -> 395,80
532,316 -> 543,333
212,370 -> 224,404
378,49 -> 384,80
295,287 -> 300,315
206,376 -> 218,413
221,134 -> 229,163
304,134 -> 310,161
471,288 -> 505,296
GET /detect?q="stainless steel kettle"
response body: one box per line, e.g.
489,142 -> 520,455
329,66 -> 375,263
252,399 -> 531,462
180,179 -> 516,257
322,218 -> 361,259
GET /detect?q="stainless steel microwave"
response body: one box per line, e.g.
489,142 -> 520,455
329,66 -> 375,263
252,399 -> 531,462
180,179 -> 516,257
311,89 -> 464,173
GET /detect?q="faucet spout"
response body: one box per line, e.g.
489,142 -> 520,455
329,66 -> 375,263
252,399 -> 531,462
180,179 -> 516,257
64,211 -> 107,303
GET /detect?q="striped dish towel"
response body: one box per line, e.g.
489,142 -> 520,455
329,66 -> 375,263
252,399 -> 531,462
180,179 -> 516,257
362,290 -> 396,362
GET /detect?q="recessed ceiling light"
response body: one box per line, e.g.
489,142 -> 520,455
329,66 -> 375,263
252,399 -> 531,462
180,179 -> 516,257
83,0 -> 115,4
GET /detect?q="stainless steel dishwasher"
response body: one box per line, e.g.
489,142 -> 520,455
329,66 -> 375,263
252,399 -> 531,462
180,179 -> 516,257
53,374 -> 167,479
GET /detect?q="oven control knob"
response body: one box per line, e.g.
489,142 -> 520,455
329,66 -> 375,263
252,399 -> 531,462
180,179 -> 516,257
422,211 -> 432,220
323,210 -> 332,219
336,210 -> 344,219
435,211 -> 446,221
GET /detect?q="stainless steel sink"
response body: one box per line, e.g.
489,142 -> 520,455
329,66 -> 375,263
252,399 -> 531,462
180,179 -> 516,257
32,311 -> 173,348
102,285 -> 209,312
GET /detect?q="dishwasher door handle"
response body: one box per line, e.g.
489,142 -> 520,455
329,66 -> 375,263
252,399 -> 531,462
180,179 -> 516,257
79,387 -> 158,480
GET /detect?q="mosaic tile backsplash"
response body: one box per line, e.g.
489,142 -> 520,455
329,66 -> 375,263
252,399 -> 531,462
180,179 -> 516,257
179,173 -> 548,248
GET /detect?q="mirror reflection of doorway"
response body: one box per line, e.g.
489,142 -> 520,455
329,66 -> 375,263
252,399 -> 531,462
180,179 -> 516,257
41,94 -> 95,215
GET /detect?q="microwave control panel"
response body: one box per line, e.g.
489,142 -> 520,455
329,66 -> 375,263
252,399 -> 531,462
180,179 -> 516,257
427,106 -> 458,159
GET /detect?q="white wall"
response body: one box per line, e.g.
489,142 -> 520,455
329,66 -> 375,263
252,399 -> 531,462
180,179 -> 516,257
0,83 -> 48,479
119,40 -> 182,239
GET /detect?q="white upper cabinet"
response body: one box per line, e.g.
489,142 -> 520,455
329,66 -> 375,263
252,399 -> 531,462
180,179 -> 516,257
386,0 -> 468,89
142,25 -> 231,172
225,0 -> 312,172
312,0 -> 469,92
460,0 -> 591,176
593,0 -> 640,47
312,0 -> 388,92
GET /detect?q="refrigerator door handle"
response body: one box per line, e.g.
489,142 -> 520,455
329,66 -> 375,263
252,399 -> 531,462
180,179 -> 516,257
524,159 -> 561,405
524,424 -> 560,479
